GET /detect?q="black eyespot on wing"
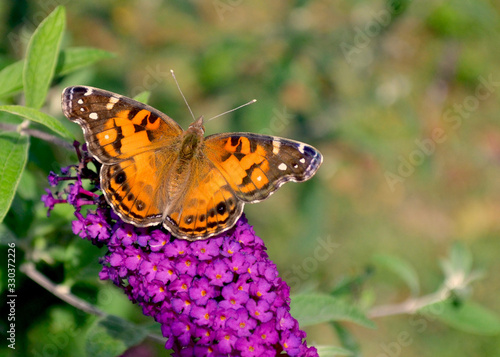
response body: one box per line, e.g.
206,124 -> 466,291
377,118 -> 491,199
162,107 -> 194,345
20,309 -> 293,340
217,202 -> 226,215
135,200 -> 145,211
115,172 -> 126,184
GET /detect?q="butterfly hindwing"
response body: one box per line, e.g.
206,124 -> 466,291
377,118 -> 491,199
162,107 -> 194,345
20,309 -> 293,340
163,160 -> 243,240
205,133 -> 323,203
100,150 -> 176,226
62,86 -> 183,163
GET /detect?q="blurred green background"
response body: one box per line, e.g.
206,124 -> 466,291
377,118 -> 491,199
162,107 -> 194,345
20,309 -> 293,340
1,0 -> 500,356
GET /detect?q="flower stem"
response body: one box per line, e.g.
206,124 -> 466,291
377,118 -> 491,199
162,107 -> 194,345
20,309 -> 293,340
0,122 -> 74,150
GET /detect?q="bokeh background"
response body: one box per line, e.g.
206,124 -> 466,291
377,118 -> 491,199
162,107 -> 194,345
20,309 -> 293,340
1,0 -> 500,356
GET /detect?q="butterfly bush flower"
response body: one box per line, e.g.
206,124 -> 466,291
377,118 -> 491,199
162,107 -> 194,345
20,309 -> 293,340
43,142 -> 318,356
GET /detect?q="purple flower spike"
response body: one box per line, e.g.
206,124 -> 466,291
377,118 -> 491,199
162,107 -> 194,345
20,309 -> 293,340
42,142 -> 318,356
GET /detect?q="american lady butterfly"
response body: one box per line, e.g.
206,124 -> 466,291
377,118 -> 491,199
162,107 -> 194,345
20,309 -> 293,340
62,86 -> 322,240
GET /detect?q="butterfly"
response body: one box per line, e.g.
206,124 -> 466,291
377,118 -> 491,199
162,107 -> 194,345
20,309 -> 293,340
62,86 -> 322,240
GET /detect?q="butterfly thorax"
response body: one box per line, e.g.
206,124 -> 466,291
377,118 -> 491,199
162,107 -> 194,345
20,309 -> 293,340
176,116 -> 205,171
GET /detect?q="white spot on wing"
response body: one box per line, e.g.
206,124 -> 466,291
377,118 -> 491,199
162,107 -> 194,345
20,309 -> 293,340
257,176 -> 262,181
104,134 -> 109,140
298,144 -> 305,154
278,163 -> 287,171
80,108 -> 85,112
77,99 -> 83,104
106,96 -> 120,110
300,158 -> 305,163
89,112 -> 99,120
84,88 -> 93,96
272,139 -> 281,155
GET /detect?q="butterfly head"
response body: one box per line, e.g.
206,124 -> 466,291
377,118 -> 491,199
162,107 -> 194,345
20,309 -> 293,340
186,116 -> 205,137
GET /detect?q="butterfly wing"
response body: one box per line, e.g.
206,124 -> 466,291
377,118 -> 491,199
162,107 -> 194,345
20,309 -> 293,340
204,133 -> 322,203
62,86 -> 183,226
162,158 -> 243,240
62,86 -> 183,162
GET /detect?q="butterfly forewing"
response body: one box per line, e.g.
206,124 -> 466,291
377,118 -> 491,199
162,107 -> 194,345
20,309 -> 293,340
62,86 -> 183,163
204,133 -> 323,203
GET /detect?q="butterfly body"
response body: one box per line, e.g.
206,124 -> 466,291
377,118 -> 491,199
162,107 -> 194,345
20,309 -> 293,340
62,86 -> 322,240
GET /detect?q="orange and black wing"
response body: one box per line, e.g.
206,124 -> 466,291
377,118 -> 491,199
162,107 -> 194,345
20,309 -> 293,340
204,133 -> 322,203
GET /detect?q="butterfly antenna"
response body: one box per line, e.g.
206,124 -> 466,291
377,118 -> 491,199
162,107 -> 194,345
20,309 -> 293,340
206,99 -> 257,122
170,69 -> 196,121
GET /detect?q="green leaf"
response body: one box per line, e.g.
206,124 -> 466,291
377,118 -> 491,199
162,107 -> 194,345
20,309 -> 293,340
85,315 -> 149,357
291,294 -> 376,329
419,300 -> 500,335
56,47 -> 115,77
317,345 -> 354,357
330,267 -> 374,297
0,47 -> 114,100
331,322 -> 361,356
23,6 -> 65,109
0,132 -> 29,224
0,105 -> 73,139
133,91 -> 151,104
373,254 -> 420,295
0,61 -> 24,98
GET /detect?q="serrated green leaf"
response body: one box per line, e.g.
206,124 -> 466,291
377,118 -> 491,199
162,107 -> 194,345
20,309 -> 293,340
133,91 -> 151,104
0,132 -> 29,223
23,6 -> 65,109
419,300 -> 500,335
56,47 -> 115,77
291,294 -> 376,328
0,105 -> 73,139
373,254 -> 420,295
317,345 -> 354,357
0,61 -> 24,98
85,315 -> 149,357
